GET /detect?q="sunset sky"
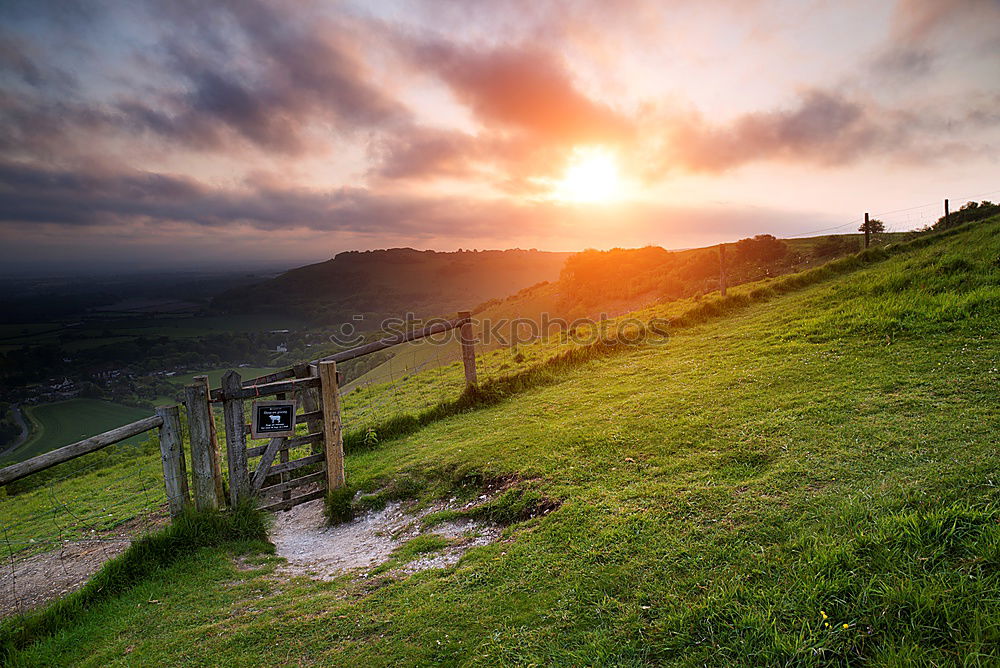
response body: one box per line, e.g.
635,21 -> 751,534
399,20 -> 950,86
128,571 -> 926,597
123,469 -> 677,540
1,0 -> 998,273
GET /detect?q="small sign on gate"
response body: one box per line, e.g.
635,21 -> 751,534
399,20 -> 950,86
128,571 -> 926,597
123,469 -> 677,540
251,400 -> 297,439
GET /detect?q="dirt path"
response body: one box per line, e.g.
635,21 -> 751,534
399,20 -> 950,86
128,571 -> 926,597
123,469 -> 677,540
0,514 -> 167,619
0,539 -> 131,618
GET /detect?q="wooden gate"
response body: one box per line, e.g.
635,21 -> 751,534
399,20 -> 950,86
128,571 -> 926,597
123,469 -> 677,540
215,360 -> 344,512
184,312 -> 478,514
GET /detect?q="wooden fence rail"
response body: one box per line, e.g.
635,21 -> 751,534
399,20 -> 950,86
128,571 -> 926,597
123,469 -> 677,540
0,407 -> 192,518
0,414 -> 165,487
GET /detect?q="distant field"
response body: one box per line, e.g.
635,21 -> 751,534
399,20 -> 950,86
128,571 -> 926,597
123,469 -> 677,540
2,399 -> 153,465
167,366 -> 282,389
61,336 -> 137,352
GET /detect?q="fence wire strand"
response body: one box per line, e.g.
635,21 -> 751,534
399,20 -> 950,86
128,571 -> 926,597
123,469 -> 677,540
1,438 -> 169,620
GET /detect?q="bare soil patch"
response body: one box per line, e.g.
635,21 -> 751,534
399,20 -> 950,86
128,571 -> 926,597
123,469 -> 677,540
269,497 -> 502,580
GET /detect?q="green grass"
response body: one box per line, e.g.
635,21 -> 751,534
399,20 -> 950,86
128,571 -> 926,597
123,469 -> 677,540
3,399 -> 153,465
4,219 -> 1000,665
167,366 -> 282,388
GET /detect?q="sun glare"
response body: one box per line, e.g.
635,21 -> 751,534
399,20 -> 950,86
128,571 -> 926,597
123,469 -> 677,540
552,147 -> 622,204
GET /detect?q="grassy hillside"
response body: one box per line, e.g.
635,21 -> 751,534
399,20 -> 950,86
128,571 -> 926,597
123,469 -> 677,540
4,218 -> 1000,665
346,232 -> 876,390
1,399 -> 153,465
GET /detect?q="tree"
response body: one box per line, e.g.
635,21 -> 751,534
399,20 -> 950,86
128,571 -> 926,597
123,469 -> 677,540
814,235 -> 857,259
858,218 -> 886,234
732,234 -> 789,265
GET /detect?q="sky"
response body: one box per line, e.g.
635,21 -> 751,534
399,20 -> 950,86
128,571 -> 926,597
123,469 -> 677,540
0,0 -> 998,274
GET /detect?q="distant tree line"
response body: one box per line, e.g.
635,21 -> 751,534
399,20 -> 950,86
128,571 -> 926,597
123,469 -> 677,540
0,332 -> 276,396
556,234 -> 823,313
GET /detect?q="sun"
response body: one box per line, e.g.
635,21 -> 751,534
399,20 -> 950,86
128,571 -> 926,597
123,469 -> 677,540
551,147 -> 622,204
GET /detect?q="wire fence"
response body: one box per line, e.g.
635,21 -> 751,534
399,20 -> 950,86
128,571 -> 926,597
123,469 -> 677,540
0,437 -> 172,619
339,334 -> 466,439
785,189 -> 1000,239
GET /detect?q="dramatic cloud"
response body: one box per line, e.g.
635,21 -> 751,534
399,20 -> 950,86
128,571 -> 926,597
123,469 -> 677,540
653,89 -> 998,173
0,0 -> 998,271
0,159 -> 517,238
411,41 -> 632,145
123,1 -> 409,154
869,0 -> 1000,83
0,0 -> 409,159
369,127 -> 485,181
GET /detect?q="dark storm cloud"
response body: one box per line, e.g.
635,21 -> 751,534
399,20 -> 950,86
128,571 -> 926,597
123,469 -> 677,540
0,0 -> 409,157
0,159 -> 518,238
125,0 -> 410,154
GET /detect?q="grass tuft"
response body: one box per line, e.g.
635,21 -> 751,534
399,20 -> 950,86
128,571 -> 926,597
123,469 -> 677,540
323,486 -> 355,525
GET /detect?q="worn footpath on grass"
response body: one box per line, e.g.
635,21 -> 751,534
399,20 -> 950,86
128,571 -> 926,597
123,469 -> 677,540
269,497 -> 503,579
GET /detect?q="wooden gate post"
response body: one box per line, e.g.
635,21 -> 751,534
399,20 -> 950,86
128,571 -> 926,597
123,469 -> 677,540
864,212 -> 870,248
294,363 -> 323,454
458,310 -> 478,388
318,361 -> 345,491
221,370 -> 251,505
156,405 -> 189,518
184,378 -> 221,511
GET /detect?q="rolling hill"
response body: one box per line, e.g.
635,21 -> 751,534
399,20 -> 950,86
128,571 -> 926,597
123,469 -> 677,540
3,217 -> 1000,664
346,233 -> 870,390
212,248 -> 572,325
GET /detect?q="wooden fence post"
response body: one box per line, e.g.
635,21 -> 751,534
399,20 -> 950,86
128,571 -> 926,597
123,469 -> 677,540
944,198 -> 950,227
184,378 -> 221,511
294,363 -> 323,454
221,370 -> 251,505
718,244 -> 728,297
199,375 -> 225,505
318,361 -> 345,491
156,405 -> 189,518
459,310 -> 478,388
864,212 -> 870,248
